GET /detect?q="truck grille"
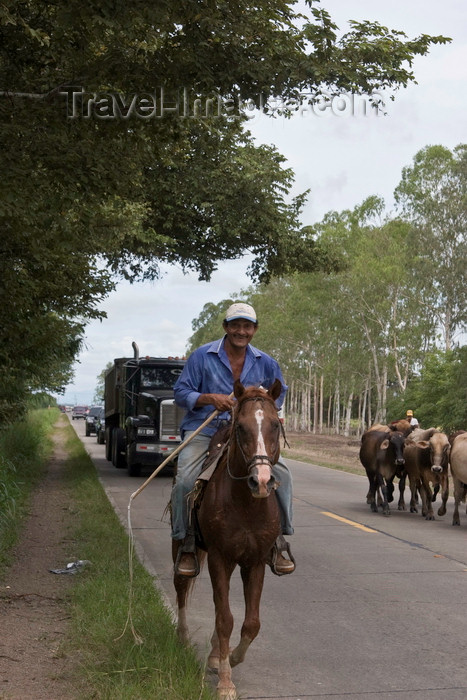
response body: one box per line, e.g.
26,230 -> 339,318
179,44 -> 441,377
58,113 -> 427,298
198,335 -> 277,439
160,399 -> 185,441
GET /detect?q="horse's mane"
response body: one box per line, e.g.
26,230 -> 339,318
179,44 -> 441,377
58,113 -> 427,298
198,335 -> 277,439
234,385 -> 274,413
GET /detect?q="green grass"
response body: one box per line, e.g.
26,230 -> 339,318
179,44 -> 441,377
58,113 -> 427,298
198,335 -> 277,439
60,420 -> 216,700
0,407 -> 58,573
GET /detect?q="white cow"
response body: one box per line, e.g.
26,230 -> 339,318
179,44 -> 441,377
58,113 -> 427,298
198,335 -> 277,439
449,432 -> 467,526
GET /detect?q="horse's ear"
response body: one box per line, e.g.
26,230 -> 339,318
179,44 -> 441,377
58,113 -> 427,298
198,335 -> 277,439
268,378 -> 282,402
234,379 -> 245,399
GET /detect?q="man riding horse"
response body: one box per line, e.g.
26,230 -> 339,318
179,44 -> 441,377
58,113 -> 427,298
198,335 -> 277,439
171,301 -> 295,577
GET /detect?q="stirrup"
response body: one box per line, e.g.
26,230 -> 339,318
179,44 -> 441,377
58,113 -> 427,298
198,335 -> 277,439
269,534 -> 296,576
174,533 -> 200,577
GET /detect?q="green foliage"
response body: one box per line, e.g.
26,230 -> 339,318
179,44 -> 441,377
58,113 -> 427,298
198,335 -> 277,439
0,1 -> 450,423
27,392 -> 57,410
394,144 -> 467,350
387,348 -> 467,433
0,408 -> 58,573
186,300 -> 234,353
93,361 -> 113,404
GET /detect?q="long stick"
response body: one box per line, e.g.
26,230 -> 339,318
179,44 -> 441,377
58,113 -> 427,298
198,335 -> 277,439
129,394 -> 233,502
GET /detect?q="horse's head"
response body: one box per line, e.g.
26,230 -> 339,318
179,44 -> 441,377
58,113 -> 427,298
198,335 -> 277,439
230,379 -> 282,498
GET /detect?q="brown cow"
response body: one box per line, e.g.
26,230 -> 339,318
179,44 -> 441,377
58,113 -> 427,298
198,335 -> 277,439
359,429 -> 407,515
387,419 -> 415,436
448,432 -> 467,526
403,429 -> 450,520
368,419 -> 414,436
448,430 -> 467,447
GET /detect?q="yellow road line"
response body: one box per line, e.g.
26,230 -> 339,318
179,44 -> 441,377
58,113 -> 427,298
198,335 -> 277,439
321,511 -> 378,533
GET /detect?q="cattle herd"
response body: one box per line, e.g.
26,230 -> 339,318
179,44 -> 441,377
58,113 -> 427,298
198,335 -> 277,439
359,420 -> 467,526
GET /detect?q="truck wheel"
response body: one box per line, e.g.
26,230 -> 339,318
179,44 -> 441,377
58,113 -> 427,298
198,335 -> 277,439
112,428 -> 127,469
105,427 -> 113,461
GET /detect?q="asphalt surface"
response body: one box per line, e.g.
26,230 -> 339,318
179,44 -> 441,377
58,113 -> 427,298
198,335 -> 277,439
70,416 -> 467,700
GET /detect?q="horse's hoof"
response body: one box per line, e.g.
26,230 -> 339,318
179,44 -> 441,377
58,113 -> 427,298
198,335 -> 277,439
218,687 -> 237,700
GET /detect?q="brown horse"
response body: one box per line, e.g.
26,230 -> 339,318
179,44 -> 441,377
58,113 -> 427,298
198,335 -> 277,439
173,379 -> 283,699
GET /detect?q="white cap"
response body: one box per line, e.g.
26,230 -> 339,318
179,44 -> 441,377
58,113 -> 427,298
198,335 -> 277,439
225,302 -> 257,323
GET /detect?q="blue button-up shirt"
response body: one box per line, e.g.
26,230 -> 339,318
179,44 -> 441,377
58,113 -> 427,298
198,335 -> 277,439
174,336 -> 288,437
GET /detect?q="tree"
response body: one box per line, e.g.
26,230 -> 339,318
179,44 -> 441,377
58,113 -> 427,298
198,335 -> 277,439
394,144 -> 467,350
387,348 -> 467,433
0,1 -> 450,421
93,362 -> 113,405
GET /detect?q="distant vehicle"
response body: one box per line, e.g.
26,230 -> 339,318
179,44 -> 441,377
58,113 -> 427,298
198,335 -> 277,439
85,405 -> 104,437
95,407 -> 106,444
58,405 -> 67,413
104,342 -> 185,476
72,405 -> 88,420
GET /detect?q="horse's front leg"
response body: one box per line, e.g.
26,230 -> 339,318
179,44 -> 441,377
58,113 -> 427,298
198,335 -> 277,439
207,553 -> 237,699
230,562 -> 266,668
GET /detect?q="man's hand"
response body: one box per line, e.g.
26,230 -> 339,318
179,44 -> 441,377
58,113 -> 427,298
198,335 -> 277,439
196,393 -> 235,412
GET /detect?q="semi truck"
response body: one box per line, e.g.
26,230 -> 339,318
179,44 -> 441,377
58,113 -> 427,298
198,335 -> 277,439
104,342 -> 186,476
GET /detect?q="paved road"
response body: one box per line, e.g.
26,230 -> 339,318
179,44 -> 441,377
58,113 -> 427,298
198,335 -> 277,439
70,416 -> 467,700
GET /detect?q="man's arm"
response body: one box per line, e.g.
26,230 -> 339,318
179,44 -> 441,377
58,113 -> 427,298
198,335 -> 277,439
195,393 -> 235,412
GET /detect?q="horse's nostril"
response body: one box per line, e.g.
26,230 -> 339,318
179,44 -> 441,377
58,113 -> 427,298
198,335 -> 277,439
248,476 -> 258,491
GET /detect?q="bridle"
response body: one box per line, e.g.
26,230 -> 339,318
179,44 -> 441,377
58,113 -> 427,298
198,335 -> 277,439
226,396 -> 281,481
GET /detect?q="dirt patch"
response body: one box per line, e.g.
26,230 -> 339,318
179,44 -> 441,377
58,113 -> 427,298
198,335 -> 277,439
0,424 -> 77,700
284,431 -> 365,474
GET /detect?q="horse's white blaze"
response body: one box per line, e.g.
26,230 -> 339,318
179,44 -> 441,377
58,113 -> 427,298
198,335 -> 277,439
254,408 -> 271,488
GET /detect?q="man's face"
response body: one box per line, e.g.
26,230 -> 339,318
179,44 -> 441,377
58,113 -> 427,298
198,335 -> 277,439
223,319 -> 258,349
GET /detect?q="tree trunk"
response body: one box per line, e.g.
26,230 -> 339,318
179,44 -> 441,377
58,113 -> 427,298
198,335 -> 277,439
319,374 -> 324,434
344,391 -> 353,436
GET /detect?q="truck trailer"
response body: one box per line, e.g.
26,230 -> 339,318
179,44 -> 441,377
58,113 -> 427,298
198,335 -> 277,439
104,342 -> 186,476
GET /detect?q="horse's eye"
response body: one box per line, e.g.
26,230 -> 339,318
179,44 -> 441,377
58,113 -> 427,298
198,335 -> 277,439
236,424 -> 247,439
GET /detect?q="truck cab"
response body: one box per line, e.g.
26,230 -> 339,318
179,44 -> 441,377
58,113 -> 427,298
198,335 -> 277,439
104,345 -> 186,476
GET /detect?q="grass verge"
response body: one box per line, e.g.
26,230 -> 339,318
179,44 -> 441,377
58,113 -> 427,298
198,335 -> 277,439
283,448 -> 366,476
0,408 -> 58,574
60,419 -> 216,700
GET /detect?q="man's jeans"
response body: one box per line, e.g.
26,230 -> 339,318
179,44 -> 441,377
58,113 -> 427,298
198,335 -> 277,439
170,432 -> 294,541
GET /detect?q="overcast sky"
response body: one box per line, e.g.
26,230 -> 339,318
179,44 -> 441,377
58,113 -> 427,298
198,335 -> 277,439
55,0 -> 467,406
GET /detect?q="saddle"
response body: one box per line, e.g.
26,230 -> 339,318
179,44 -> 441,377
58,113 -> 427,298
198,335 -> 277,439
198,423 -> 231,480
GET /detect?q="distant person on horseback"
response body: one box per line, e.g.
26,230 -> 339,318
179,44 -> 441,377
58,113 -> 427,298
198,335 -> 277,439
171,301 -> 295,577
406,409 -> 419,427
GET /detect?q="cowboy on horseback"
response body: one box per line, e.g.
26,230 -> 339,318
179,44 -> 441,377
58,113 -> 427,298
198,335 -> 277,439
171,301 -> 295,577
